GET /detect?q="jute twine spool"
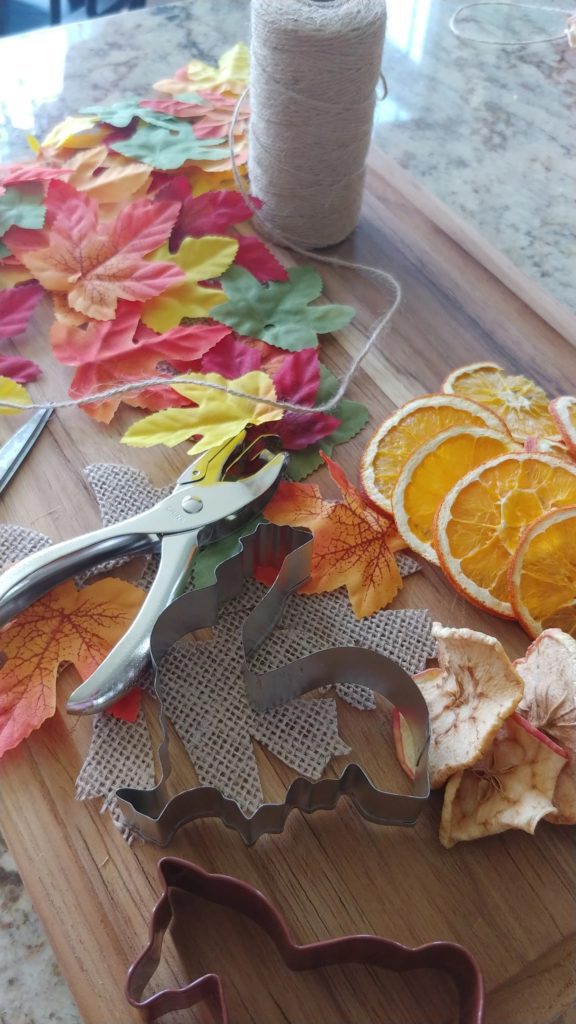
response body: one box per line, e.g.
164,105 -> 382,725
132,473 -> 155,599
248,0 -> 387,248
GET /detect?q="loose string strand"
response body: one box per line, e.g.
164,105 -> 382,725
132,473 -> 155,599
450,2 -> 575,46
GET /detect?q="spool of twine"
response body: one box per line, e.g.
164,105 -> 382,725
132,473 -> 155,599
248,0 -> 387,248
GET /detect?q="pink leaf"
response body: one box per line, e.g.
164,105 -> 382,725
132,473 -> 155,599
0,354 -> 42,382
273,348 -> 321,405
171,190 -> 261,251
140,98 -> 210,119
0,284 -> 43,341
201,333 -> 261,377
234,235 -> 289,283
1,164 -> 71,186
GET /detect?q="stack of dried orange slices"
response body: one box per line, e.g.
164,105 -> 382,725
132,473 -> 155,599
360,363 -> 576,639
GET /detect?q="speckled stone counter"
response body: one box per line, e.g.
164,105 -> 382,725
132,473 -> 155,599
0,1 -> 574,1021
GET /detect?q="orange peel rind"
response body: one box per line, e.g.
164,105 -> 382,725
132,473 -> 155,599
439,713 -> 569,848
395,623 -> 524,789
550,396 -> 576,458
509,506 -> 576,639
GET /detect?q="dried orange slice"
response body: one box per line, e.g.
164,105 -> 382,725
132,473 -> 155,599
360,394 -> 508,515
509,506 -> 576,639
442,362 -> 558,442
434,454 -> 576,617
550,396 -> 576,457
392,426 -> 518,563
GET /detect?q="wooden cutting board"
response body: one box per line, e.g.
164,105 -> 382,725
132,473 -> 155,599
0,149 -> 574,1024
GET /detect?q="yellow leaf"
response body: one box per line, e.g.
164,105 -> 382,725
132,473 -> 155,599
185,43 -> 250,92
122,370 -> 282,454
190,167 -> 246,196
42,116 -> 108,150
66,146 -> 152,204
0,377 -> 30,415
141,236 -> 238,332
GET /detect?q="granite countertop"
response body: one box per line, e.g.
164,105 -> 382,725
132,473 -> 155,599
0,2 -> 574,1022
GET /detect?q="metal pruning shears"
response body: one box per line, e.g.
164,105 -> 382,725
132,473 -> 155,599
0,431 -> 286,715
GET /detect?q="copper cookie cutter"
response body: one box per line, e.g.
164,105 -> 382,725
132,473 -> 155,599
127,857 -> 485,1024
116,522 -> 431,845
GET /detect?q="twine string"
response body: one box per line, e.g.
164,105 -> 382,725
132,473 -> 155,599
449,2 -> 575,45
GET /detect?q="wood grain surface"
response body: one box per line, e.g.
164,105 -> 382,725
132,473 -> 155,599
0,148 -> 575,1024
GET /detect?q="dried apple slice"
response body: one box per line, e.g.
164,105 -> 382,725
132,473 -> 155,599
439,713 -> 569,848
394,624 -> 523,788
515,628 -> 576,823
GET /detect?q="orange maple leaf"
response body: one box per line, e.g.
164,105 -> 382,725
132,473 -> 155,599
0,577 -> 144,755
12,182 -> 184,320
262,453 -> 403,618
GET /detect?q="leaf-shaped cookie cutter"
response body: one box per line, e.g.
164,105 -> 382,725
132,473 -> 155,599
116,523 -> 430,844
127,857 -> 485,1024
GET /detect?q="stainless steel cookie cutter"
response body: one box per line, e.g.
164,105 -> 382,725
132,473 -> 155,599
116,522 -> 430,845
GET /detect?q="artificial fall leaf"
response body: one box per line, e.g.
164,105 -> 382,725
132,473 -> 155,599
284,366 -> 370,480
0,376 -> 30,414
253,348 -> 339,451
0,355 -> 41,383
66,318 -> 230,423
140,236 -> 238,332
140,96 -> 212,119
18,185 -> 184,320
234,235 -> 289,283
262,453 -> 403,618
65,146 -> 152,204
155,44 -> 250,97
41,115 -> 107,150
170,188 -> 258,250
0,577 -> 144,755
0,258 -> 33,288
121,369 -> 282,454
81,98 -> 177,129
0,183 -> 46,238
0,163 -> 70,186
515,628 -> 576,824
200,332 -> 261,377
394,624 -> 524,788
0,283 -> 43,340
215,265 -> 355,350
439,713 -> 569,848
110,119 -> 228,171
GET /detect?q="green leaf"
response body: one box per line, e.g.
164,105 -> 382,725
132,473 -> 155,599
0,241 -> 9,258
192,516 -> 264,589
110,121 -> 227,170
286,366 -> 370,480
81,98 -> 178,129
0,185 -> 45,238
214,265 -> 355,351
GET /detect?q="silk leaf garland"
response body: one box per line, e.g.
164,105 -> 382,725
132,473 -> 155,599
0,577 -> 144,756
262,453 -> 403,618
121,369 -> 282,454
214,265 -> 355,350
